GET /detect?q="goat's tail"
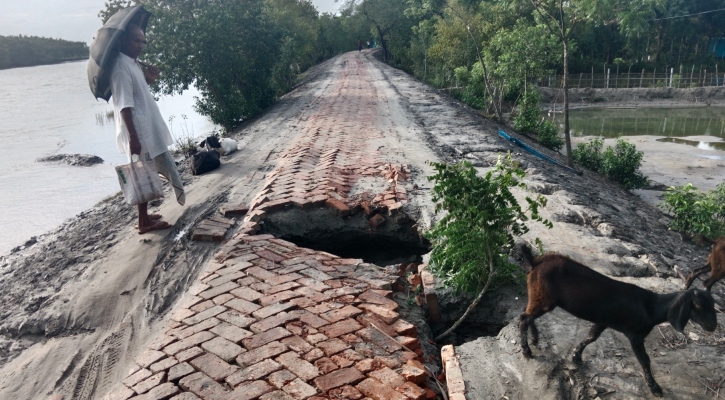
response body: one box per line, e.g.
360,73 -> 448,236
519,243 -> 538,269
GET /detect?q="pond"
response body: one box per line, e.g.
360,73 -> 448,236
545,108 -> 725,151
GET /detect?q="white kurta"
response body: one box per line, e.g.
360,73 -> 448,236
110,53 -> 174,159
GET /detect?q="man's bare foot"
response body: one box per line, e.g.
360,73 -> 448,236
138,220 -> 171,234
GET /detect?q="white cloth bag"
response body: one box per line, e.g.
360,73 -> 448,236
115,157 -> 164,205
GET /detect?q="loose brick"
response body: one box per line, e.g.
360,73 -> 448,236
207,271 -> 246,288
266,281 -> 302,295
396,382 -> 426,400
330,349 -> 365,368
276,351 -> 321,381
356,314 -> 397,337
268,369 -> 298,389
137,382 -> 180,400
445,357 -> 466,395
316,338 -> 352,358
356,328 -> 402,353
213,293 -> 236,305
356,378 -> 407,400
358,304 -> 399,325
182,305 -> 228,326
123,368 -> 152,388
189,353 -> 237,381
218,310 -> 256,329
175,346 -> 204,363
319,318 -> 363,338
198,282 -> 239,300
226,380 -> 274,400
358,291 -> 399,311
210,322 -> 253,343
260,391 -> 295,400
355,359 -> 376,374
259,290 -> 302,307
319,305 -> 363,323
132,372 -> 165,395
314,357 -> 338,374
328,385 -> 363,400
280,335 -> 315,354
390,320 -> 417,337
396,336 -> 420,351
303,348 -> 325,362
299,268 -> 333,282
282,378 -> 318,400
149,356 -> 178,373
400,362 -> 426,385
369,367 -> 406,389
170,393 -> 201,400
163,331 -> 215,356
137,350 -> 166,368
243,327 -> 292,350
247,266 -> 279,281
289,310 -> 329,328
314,367 -> 365,392
296,278 -> 331,292
266,273 -> 304,286
225,298 -> 261,315
175,317 -> 221,339
236,341 -> 288,368
201,336 -> 244,362
226,359 -> 282,387
252,302 -> 296,319
168,362 -> 195,382
231,287 -> 264,302
325,197 -> 351,216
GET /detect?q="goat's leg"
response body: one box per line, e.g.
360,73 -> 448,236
684,264 -> 710,289
530,321 -> 540,346
572,324 -> 606,363
628,336 -> 663,397
519,313 -> 537,358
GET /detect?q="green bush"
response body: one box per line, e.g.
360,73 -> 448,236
426,155 -> 551,295
514,90 -> 563,152
659,183 -> 725,237
572,137 -> 604,171
573,137 -> 647,189
601,139 -> 648,190
537,120 -> 564,152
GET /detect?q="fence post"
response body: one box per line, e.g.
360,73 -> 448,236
704,70 -> 707,86
653,68 -> 656,87
578,73 -> 582,88
669,67 -> 673,87
640,69 -> 644,88
591,66 -> 594,88
606,68 -> 610,89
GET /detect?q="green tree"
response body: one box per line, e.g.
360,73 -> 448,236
426,155 -> 551,340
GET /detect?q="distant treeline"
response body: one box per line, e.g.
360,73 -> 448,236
0,35 -> 88,70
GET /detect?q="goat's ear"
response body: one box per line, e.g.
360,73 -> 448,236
668,290 -> 694,333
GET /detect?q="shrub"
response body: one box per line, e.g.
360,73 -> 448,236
537,120 -> 564,152
426,155 -> 552,339
601,139 -> 648,190
660,183 -> 725,237
514,90 -> 563,152
573,137 -> 647,190
572,137 -> 604,171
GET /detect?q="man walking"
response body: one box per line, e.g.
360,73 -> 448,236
111,24 -> 185,234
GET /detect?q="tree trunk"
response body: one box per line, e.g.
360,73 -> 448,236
435,244 -> 496,341
465,26 -> 503,122
563,38 -> 573,166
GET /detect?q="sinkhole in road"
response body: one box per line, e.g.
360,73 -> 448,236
260,207 -> 430,266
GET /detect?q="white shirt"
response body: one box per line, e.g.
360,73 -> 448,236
110,53 -> 173,159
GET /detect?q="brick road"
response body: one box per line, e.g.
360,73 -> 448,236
111,53 -> 435,400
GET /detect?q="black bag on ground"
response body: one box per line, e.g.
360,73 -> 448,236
191,149 -> 220,175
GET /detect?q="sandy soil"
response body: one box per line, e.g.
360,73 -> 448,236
0,50 -> 722,399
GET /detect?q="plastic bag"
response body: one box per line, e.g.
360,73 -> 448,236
115,157 -> 164,205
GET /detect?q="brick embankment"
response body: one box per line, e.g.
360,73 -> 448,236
111,57 -> 436,400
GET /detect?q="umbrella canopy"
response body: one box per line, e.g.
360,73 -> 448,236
87,5 -> 151,101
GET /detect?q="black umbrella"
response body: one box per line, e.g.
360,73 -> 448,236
87,5 -> 151,101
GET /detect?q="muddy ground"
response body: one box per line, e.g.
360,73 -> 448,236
0,50 -> 723,399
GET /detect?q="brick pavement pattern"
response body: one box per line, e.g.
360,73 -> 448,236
112,58 -> 433,399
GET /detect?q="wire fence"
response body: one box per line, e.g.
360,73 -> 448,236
537,67 -> 725,89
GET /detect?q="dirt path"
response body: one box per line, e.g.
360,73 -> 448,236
0,50 -> 722,400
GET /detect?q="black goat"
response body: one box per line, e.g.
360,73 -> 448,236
518,244 -> 718,397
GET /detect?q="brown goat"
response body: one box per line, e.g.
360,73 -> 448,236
518,244 -> 717,397
685,235 -> 725,291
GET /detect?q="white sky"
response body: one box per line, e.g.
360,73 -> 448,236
0,0 -> 341,43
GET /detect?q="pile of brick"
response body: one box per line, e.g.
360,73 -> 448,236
112,234 -> 437,400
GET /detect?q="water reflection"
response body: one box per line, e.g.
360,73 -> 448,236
657,137 -> 725,151
547,108 -> 725,139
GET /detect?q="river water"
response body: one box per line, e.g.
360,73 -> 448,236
0,61 -> 215,255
